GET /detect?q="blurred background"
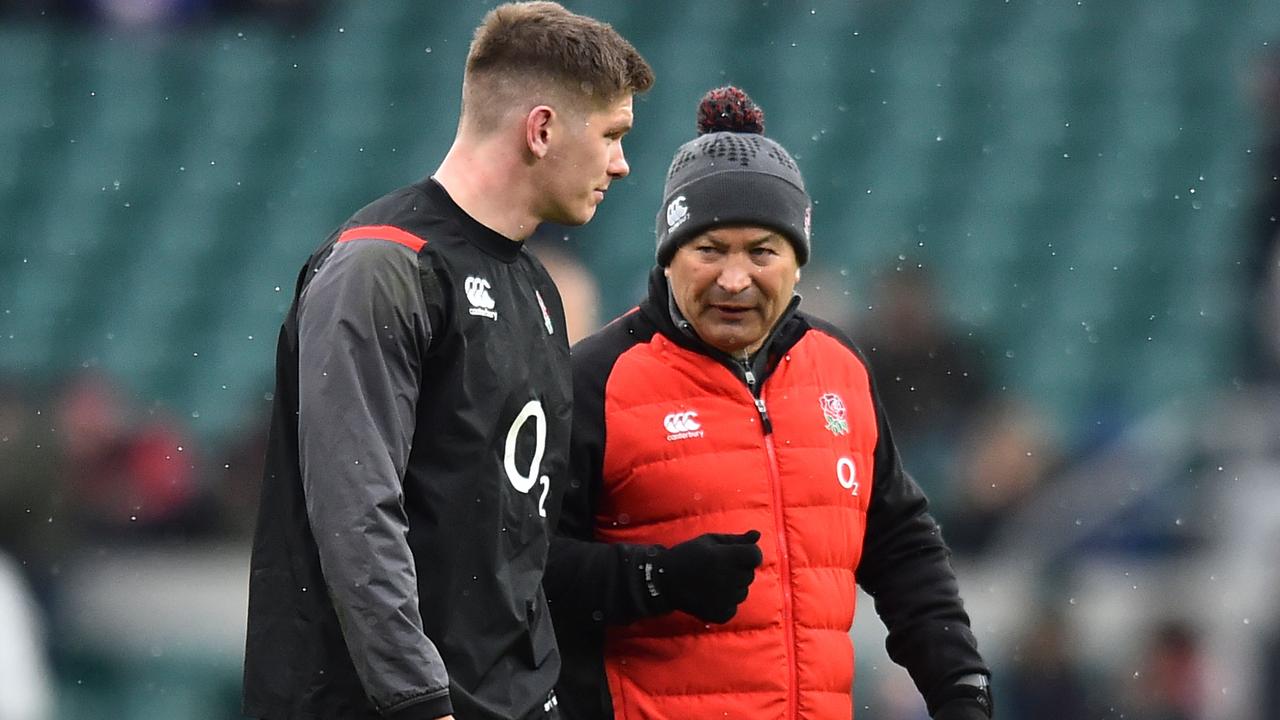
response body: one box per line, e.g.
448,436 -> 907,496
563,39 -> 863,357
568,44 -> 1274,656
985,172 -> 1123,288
2,0 -> 1280,718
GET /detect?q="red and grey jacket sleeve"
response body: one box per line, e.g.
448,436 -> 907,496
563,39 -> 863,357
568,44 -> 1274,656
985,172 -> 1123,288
296,237 -> 453,720
851,347 -> 992,718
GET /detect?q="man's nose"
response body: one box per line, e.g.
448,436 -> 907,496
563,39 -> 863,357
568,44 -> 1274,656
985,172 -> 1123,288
716,259 -> 752,295
608,143 -> 629,178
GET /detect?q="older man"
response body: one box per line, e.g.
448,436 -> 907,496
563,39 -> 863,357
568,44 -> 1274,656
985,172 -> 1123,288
545,87 -> 992,720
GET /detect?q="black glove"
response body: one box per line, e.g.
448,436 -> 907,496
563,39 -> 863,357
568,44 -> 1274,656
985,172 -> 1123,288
932,698 -> 990,720
646,530 -> 763,623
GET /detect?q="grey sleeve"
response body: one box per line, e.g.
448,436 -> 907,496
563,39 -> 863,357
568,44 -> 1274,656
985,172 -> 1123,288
297,239 -> 452,716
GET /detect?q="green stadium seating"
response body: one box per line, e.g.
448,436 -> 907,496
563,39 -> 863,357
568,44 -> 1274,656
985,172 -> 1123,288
0,0 -> 1263,450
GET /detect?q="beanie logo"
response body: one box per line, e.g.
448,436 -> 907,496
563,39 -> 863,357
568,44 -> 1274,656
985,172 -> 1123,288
666,195 -> 690,232
803,205 -> 812,241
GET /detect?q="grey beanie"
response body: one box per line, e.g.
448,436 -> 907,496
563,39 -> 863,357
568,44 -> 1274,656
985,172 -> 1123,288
655,86 -> 811,267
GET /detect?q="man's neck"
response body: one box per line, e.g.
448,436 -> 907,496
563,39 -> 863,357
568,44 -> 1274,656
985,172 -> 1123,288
433,136 -> 541,242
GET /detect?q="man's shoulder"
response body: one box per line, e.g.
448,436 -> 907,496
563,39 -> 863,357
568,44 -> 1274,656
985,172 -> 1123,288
346,180 -> 435,227
571,308 -> 652,380
793,312 -> 871,367
340,180 -> 466,253
576,308 -> 650,353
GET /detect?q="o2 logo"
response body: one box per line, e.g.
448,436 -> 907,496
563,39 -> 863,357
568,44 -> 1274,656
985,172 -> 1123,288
504,399 -> 551,517
836,456 -> 859,497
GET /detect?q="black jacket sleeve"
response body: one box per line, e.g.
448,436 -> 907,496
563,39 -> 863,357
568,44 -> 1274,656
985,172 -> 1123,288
297,239 -> 453,719
546,322 -> 667,628
855,363 -> 991,716
545,319 -> 668,720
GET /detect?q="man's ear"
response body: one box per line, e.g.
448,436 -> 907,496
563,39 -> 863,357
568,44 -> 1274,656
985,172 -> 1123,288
525,105 -> 555,159
795,268 -> 802,282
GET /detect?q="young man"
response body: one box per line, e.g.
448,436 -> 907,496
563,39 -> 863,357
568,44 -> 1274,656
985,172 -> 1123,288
545,87 -> 992,720
241,5 -> 653,720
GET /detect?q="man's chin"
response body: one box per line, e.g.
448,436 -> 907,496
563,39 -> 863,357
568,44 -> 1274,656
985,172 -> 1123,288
699,328 -> 757,356
553,206 -> 595,227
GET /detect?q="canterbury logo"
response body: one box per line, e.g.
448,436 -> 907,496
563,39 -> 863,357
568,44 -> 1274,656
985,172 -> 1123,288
465,276 -> 497,320
666,195 -> 689,231
663,410 -> 703,441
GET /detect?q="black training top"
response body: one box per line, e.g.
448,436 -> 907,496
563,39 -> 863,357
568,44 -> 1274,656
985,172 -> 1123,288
243,178 -> 571,720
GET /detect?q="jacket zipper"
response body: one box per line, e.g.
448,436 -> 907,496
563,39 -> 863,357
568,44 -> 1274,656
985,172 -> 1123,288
744,365 -> 797,720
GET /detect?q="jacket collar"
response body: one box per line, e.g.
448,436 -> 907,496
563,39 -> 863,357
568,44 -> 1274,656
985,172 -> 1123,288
421,177 -> 524,263
640,266 -> 805,384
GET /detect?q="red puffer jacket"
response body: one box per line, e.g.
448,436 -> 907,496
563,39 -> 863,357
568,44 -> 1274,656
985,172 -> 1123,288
545,269 -> 988,720
598,326 -> 874,720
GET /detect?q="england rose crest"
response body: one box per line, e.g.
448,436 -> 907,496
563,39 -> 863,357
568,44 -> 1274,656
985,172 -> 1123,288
819,392 -> 849,436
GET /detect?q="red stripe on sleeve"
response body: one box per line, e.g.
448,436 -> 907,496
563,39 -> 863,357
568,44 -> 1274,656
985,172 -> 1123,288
336,225 -> 427,252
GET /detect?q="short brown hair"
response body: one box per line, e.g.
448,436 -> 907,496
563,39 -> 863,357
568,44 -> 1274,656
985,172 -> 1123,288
462,1 -> 654,131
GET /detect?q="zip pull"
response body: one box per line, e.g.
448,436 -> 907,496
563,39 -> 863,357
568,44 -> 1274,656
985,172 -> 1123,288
754,396 -> 773,435
739,354 -> 771,433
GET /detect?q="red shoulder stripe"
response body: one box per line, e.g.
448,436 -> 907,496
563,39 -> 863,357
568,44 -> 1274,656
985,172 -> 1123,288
336,225 -> 427,252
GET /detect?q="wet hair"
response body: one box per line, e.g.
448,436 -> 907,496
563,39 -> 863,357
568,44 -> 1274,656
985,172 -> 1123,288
461,1 -> 654,132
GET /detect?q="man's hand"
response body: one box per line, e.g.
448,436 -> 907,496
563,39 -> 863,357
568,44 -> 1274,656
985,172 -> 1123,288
649,530 -> 763,623
932,699 -> 989,720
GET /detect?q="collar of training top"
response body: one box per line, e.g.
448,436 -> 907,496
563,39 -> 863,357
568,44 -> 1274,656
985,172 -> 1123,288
422,177 -> 524,263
